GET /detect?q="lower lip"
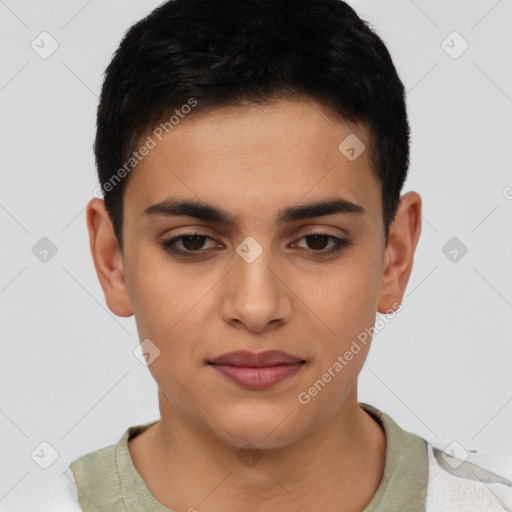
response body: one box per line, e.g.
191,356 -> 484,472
209,363 -> 303,390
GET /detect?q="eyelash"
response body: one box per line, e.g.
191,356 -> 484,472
160,231 -> 352,259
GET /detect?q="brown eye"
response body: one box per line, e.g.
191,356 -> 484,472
180,234 -> 208,251
294,233 -> 352,256
161,232 -> 219,258
160,231 -> 352,260
304,234 -> 330,250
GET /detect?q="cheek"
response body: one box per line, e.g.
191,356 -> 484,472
125,246 -> 217,337
298,256 -> 380,337
293,252 -> 380,392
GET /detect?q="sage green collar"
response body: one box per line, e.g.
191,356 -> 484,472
361,402 -> 428,511
69,402 -> 428,511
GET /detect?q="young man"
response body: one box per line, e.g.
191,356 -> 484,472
5,0 -> 511,511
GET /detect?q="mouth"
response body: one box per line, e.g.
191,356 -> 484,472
207,350 -> 306,390
207,349 -> 305,367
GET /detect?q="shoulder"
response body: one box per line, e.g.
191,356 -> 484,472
425,441 -> 512,511
1,423 -> 156,512
0,468 -> 81,512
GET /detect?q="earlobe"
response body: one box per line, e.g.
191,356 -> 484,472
377,191 -> 422,315
86,198 -> 133,317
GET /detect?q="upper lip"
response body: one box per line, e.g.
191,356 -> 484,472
207,350 -> 305,367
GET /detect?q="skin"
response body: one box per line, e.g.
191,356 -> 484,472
86,97 -> 422,512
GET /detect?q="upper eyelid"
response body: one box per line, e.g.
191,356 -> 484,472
162,225 -> 348,241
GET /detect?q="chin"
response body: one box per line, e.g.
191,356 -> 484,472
207,407 -> 307,450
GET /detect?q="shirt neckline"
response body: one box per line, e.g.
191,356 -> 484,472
115,402 -> 428,511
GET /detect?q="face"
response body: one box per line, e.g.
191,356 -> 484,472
88,97 -> 421,449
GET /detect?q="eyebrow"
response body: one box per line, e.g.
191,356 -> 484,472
142,197 -> 365,226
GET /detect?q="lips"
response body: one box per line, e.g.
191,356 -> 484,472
207,350 -> 305,390
207,350 -> 305,367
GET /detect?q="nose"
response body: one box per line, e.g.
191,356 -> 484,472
220,241 -> 292,333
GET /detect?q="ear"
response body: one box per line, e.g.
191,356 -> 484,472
377,191 -> 422,314
86,198 -> 133,317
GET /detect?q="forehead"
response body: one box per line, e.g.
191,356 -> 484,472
123,97 -> 381,226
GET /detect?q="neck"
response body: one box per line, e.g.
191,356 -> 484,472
128,387 -> 386,512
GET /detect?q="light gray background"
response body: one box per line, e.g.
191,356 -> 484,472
1,0 -> 511,500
